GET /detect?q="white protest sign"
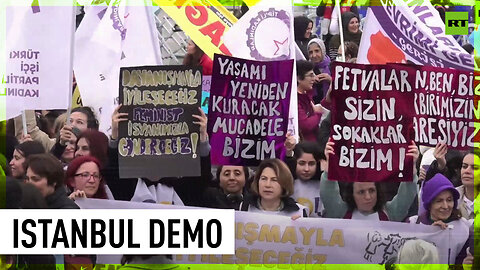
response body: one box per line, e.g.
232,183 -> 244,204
76,198 -> 467,265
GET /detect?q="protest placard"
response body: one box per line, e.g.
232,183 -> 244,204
403,64 -> 478,149
330,62 -> 478,182
222,0 -> 299,139
329,62 -> 416,182
118,65 -> 202,179
207,55 -> 294,166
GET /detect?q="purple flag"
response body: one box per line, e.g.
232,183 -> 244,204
208,54 -> 294,166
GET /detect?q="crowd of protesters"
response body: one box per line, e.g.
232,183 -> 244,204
0,2 -> 478,270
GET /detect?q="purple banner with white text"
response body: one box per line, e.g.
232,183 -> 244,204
405,64 -> 477,150
329,62 -> 477,182
208,54 -> 294,166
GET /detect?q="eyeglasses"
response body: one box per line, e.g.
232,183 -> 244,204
305,73 -> 316,78
74,172 -> 101,181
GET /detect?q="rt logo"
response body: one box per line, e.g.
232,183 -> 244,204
445,12 -> 469,35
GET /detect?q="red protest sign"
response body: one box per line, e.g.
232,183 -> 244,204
328,62 -> 416,182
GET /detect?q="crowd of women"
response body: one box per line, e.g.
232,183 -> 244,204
0,4 -> 478,270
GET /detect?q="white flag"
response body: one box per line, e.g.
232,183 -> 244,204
357,1 -> 473,71
2,0 -> 75,120
73,0 -> 162,134
222,0 -> 299,140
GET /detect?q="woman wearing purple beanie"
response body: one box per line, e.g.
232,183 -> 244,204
409,173 -> 470,264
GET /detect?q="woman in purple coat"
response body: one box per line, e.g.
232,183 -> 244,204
307,38 -> 332,104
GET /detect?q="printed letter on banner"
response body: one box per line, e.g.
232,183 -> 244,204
157,0 -> 237,59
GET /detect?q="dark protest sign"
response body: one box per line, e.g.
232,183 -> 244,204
329,62 -> 415,182
118,65 -> 202,179
207,54 -> 294,166
402,64 -> 478,150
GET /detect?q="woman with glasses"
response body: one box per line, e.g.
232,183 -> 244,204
296,60 -> 325,142
66,155 -> 108,200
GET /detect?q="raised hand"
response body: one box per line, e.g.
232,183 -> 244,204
432,220 -> 448,230
59,125 -> 75,146
111,104 -> 129,140
418,167 -> 427,183
284,132 -> 296,152
68,190 -> 87,201
192,107 -> 208,142
406,141 -> 420,175
433,142 -> 448,171
315,73 -> 332,83
20,134 -> 33,143
324,140 -> 335,173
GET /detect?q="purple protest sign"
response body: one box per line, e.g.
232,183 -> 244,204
329,62 -> 416,182
404,64 -> 477,150
208,54 -> 294,166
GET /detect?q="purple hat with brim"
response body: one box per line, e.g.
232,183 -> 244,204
422,173 -> 460,211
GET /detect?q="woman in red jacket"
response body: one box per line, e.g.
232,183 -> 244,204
296,60 -> 324,142
183,40 -> 213,75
